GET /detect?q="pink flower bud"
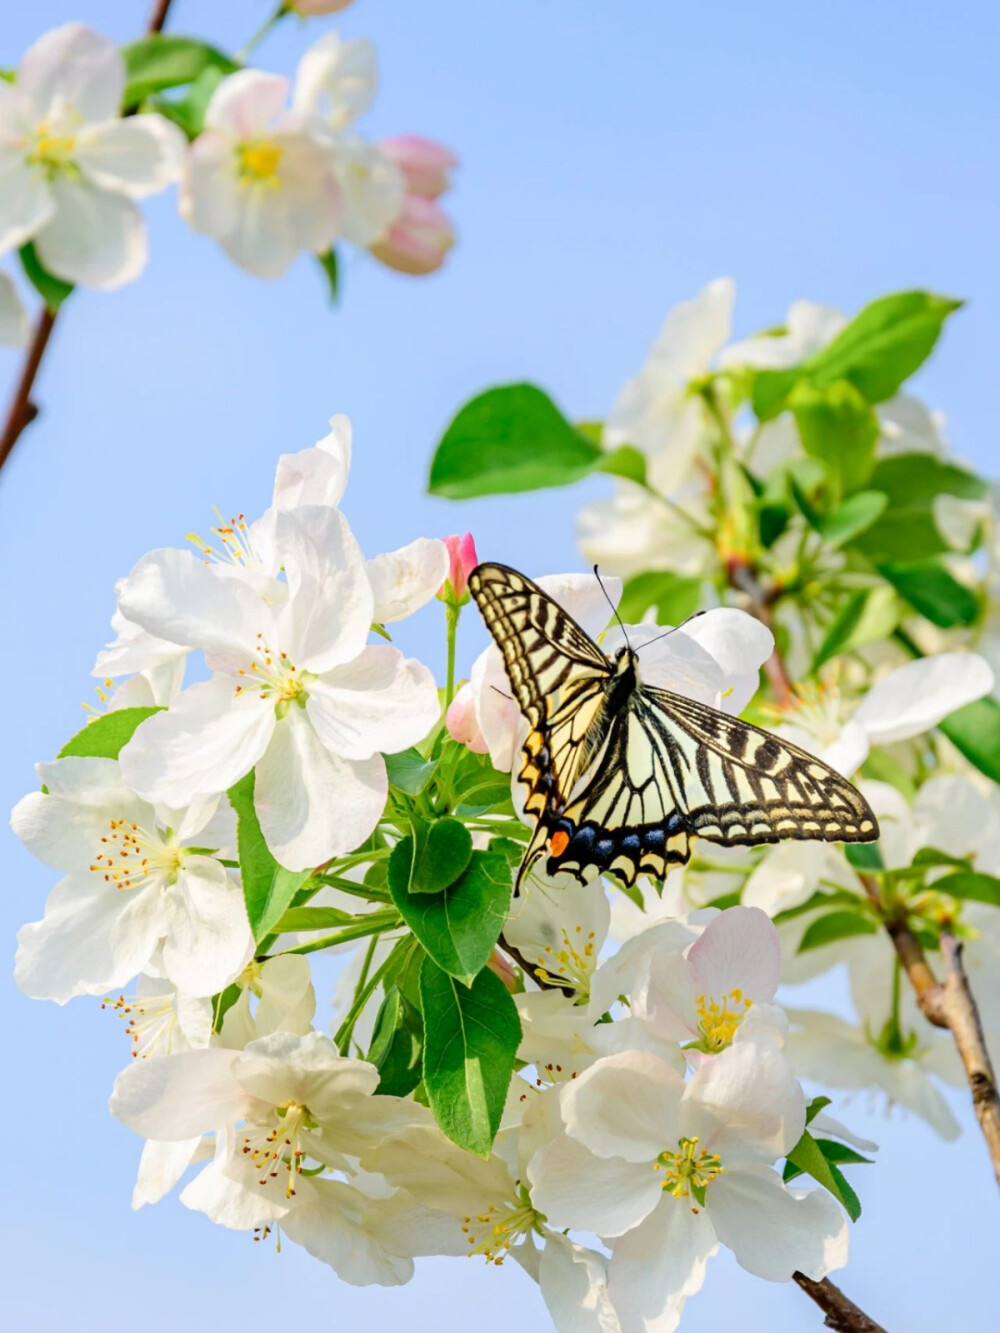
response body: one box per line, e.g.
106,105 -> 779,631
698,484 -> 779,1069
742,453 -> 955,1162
378,135 -> 458,199
445,683 -> 488,754
288,0 -> 355,14
486,947 -> 520,994
438,532 -> 478,604
370,195 -> 454,276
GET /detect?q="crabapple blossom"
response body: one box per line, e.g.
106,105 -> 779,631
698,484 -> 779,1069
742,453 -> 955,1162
370,194 -> 455,276
180,69 -> 341,279
438,531 -> 478,603
13,756 -> 250,1002
0,23 -> 184,287
380,135 -> 458,200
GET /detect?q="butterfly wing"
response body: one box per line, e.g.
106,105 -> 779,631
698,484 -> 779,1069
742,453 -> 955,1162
538,685 -> 879,887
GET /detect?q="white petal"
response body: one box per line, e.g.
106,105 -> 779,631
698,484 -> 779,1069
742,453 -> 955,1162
682,1039 -> 805,1163
74,114 -> 185,198
536,571 -> 623,641
681,608 -> 775,712
35,175 -> 146,288
132,1136 -> 204,1209
281,1176 -> 414,1286
179,129 -> 240,237
607,1195 -> 717,1333
308,645 -> 440,760
329,134 -> 405,247
272,414 -> 352,510
528,1130 -> 661,1237
470,644 -> 524,772
293,32 -> 377,127
0,270 -> 29,347
254,954 -> 316,1036
686,905 -> 781,1004
109,1047 -> 248,1139
204,69 -> 289,137
18,23 -> 123,124
0,157 -> 54,252
254,707 -> 387,870
15,873 -> 133,1002
181,1151 -> 289,1228
563,1051 -> 683,1163
367,538 -> 449,623
119,677 -> 276,805
853,653 -> 994,744
160,858 -> 252,995
274,506 -> 373,671
707,1165 -> 849,1281
540,1233 -> 621,1333
12,759 -> 145,870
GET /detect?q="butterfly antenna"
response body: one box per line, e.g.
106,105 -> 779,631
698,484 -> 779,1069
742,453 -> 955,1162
593,565 -> 630,649
635,609 -> 708,655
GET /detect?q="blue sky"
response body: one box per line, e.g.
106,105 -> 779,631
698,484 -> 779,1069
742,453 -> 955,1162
1,2 -> 997,1329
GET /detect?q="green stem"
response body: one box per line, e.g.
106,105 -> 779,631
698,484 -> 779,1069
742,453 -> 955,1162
273,911 -> 400,958
334,948 -> 399,1053
236,3 -> 289,61
445,602 -> 461,707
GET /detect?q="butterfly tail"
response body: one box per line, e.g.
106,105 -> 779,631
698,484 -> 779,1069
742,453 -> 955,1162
513,823 -> 549,898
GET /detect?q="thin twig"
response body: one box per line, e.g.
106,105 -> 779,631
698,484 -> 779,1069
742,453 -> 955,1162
0,0 -> 177,476
793,1272 -> 887,1332
727,560 -> 794,705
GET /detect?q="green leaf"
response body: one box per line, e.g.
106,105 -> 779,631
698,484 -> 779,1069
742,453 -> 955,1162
877,559 -> 978,629
939,697 -> 1000,785
912,846 -> 970,870
419,958 -> 521,1156
783,1129 -> 862,1221
393,818 -> 474,896
450,749 -> 515,816
593,444 -> 647,485
813,1138 -> 874,1168
122,34 -> 238,106
817,491 -> 888,548
369,987 -> 423,1098
752,368 -> 802,421
853,454 -> 987,561
799,910 -> 878,953
19,242 -> 73,312
385,747 -> 438,796
804,1095 -> 832,1125
802,290 -> 962,404
270,906 -> 354,932
930,872 -> 1000,908
618,571 -> 702,626
58,707 -> 161,760
316,248 -> 339,304
845,841 -> 884,872
390,848 -> 512,983
153,64 -> 227,139
790,378 -> 879,494
228,771 -> 311,942
812,585 -> 899,670
428,384 -> 601,498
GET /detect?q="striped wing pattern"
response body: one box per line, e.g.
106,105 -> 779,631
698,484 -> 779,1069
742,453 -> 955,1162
468,562 -> 879,892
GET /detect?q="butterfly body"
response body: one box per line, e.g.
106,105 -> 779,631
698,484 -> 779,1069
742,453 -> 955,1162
468,562 -> 879,895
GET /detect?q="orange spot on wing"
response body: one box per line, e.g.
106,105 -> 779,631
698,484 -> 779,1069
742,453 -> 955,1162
549,830 -> 570,857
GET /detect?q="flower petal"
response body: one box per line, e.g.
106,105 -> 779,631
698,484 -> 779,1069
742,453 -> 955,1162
0,269 -> 29,347
707,1164 -> 848,1281
681,607 -> 775,713
205,69 -> 289,137
160,858 -> 253,995
607,1194 -> 717,1333
293,32 -> 377,127
274,506 -> 373,671
308,645 -> 439,760
528,1129 -> 661,1237
686,905 -> 781,1005
18,23 -> 123,124
562,1050 -> 683,1163
281,1176 -> 414,1286
539,1233 -> 620,1333
367,537 -> 449,623
34,176 -> 146,288
0,156 -> 54,252
272,414 -> 352,510
74,113 -> 185,198
109,1047 -> 248,1139
254,707 -> 387,869
682,1038 -> 805,1163
132,1136 -> 205,1209
853,653 -> 994,744
15,873 -> 131,1002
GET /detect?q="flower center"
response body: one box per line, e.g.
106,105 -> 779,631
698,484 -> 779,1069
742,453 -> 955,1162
695,988 -> 753,1051
533,924 -> 598,998
235,634 -> 309,712
768,676 -> 843,747
90,818 -> 183,892
188,510 -> 271,575
103,990 -> 184,1058
27,108 -> 81,174
242,1101 -> 317,1199
655,1136 -> 724,1200
461,1189 -> 541,1266
238,140 -> 283,186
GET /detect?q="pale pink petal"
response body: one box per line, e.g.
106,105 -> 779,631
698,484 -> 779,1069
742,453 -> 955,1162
367,538 -> 449,623
204,70 -> 289,137
687,906 -> 781,1005
681,1039 -> 805,1163
528,1131 -> 661,1238
563,1051 -> 683,1163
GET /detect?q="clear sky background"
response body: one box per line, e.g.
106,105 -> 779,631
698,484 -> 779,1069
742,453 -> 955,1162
2,2 -> 998,1330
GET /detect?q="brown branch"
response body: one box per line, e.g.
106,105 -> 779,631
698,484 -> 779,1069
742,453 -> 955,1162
0,0 -> 177,476
793,1272 -> 887,1332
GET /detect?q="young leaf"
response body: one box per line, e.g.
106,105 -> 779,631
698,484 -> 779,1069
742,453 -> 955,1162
450,749 -> 515,816
845,841 -> 884,872
817,491 -> 888,548
593,445 -> 647,485
369,987 -> 423,1098
419,957 -> 521,1156
389,849 -> 512,983
618,571 -> 702,626
228,771 -> 311,942
783,1129 -> 862,1221
853,454 -> 987,561
152,64 -> 226,139
804,1095 -> 833,1125
391,818 -> 474,896
19,242 -> 74,312
812,585 -> 899,670
121,34 -> 238,106
428,384 -> 601,498
316,248 -> 339,304
790,378 -> 879,494
270,906 -> 355,932
385,747 -> 438,796
58,707 -> 162,760
877,559 -> 978,629
939,697 -> 1000,785
798,910 -> 878,953
930,872 -> 1000,908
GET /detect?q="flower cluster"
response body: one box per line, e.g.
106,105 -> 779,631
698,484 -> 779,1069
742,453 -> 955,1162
15,408 -> 875,1332
0,16 -> 457,343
